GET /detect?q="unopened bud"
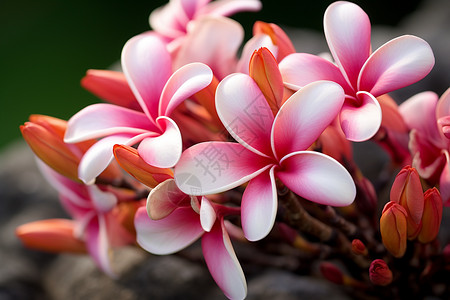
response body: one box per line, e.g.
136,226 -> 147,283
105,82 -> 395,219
380,201 -> 408,257
418,188 -> 443,243
352,239 -> 368,256
320,262 -> 344,285
369,259 -> 393,286
390,166 -> 424,239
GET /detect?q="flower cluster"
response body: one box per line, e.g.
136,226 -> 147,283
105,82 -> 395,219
16,1 -> 449,299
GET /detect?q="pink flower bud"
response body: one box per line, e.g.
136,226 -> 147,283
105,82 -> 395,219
369,259 -> 393,286
390,166 -> 424,239
380,201 -> 408,257
418,188 -> 443,243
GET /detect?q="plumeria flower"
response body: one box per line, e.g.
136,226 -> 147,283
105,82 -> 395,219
134,179 -> 246,300
35,161 -> 135,276
174,78 -> 356,241
64,32 -> 213,184
399,88 -> 450,205
279,1 -> 434,141
150,0 -> 261,47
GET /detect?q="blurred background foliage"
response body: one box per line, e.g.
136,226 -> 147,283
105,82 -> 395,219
0,0 -> 421,149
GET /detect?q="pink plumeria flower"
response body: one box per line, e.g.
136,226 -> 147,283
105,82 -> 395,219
399,88 -> 450,205
174,78 -> 356,241
36,160 -> 134,277
64,32 -> 213,184
279,1 -> 434,141
150,0 -> 261,45
135,179 -> 246,300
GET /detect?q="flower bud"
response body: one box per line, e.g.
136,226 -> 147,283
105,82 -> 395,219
320,262 -> 344,285
351,239 -> 368,256
249,47 -> 284,115
16,219 -> 86,253
380,201 -> 408,258
390,166 -> 424,239
418,188 -> 443,243
369,259 -> 393,286
252,21 -> 296,61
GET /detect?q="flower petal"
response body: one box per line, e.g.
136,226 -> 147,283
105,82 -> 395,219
135,206 -> 203,255
138,116 -> 183,168
241,167 -> 277,241
159,62 -> 213,117
200,197 -> 216,232
279,53 -> 353,95
122,33 -> 172,121
199,0 -> 261,16
399,91 -> 442,146
358,35 -> 435,97
339,91 -> 382,142
78,135 -> 134,185
85,216 -> 115,277
324,1 -> 371,89
147,179 -> 191,220
277,151 -> 356,206
64,103 -> 156,143
216,73 -> 274,157
272,81 -> 345,159
174,142 -> 272,195
81,69 -> 141,111
202,220 -> 247,300
436,88 -> 450,120
87,185 -> 117,213
173,16 -> 243,80
440,151 -> 450,206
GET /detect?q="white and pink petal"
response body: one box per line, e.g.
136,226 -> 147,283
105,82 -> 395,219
202,220 -> 247,300
174,142 -> 273,195
339,91 -> 382,142
277,151 -> 356,207
216,73 -> 274,157
135,206 -> 204,255
241,167 -> 277,241
271,81 -> 345,159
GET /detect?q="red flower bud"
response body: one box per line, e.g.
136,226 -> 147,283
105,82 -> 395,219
369,259 -> 393,286
320,262 -> 344,285
352,239 -> 368,256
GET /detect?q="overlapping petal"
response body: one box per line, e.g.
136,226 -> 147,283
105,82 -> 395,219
324,1 -> 371,89
64,104 -> 156,143
241,167 -> 277,241
200,197 -> 217,232
277,151 -> 356,206
271,81 -> 345,159
173,16 -> 243,80
202,220 -> 247,300
135,206 -> 204,255
216,73 -> 274,157
122,33 -> 172,121
279,53 -> 353,95
339,91 -> 382,142
174,142 -> 273,195
159,62 -> 213,117
440,151 -> 450,206
138,117 -> 183,168
358,35 -> 435,97
236,34 -> 277,75
436,88 -> 450,120
147,179 -> 191,220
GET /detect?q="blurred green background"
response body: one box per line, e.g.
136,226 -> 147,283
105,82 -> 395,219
0,0 -> 421,150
